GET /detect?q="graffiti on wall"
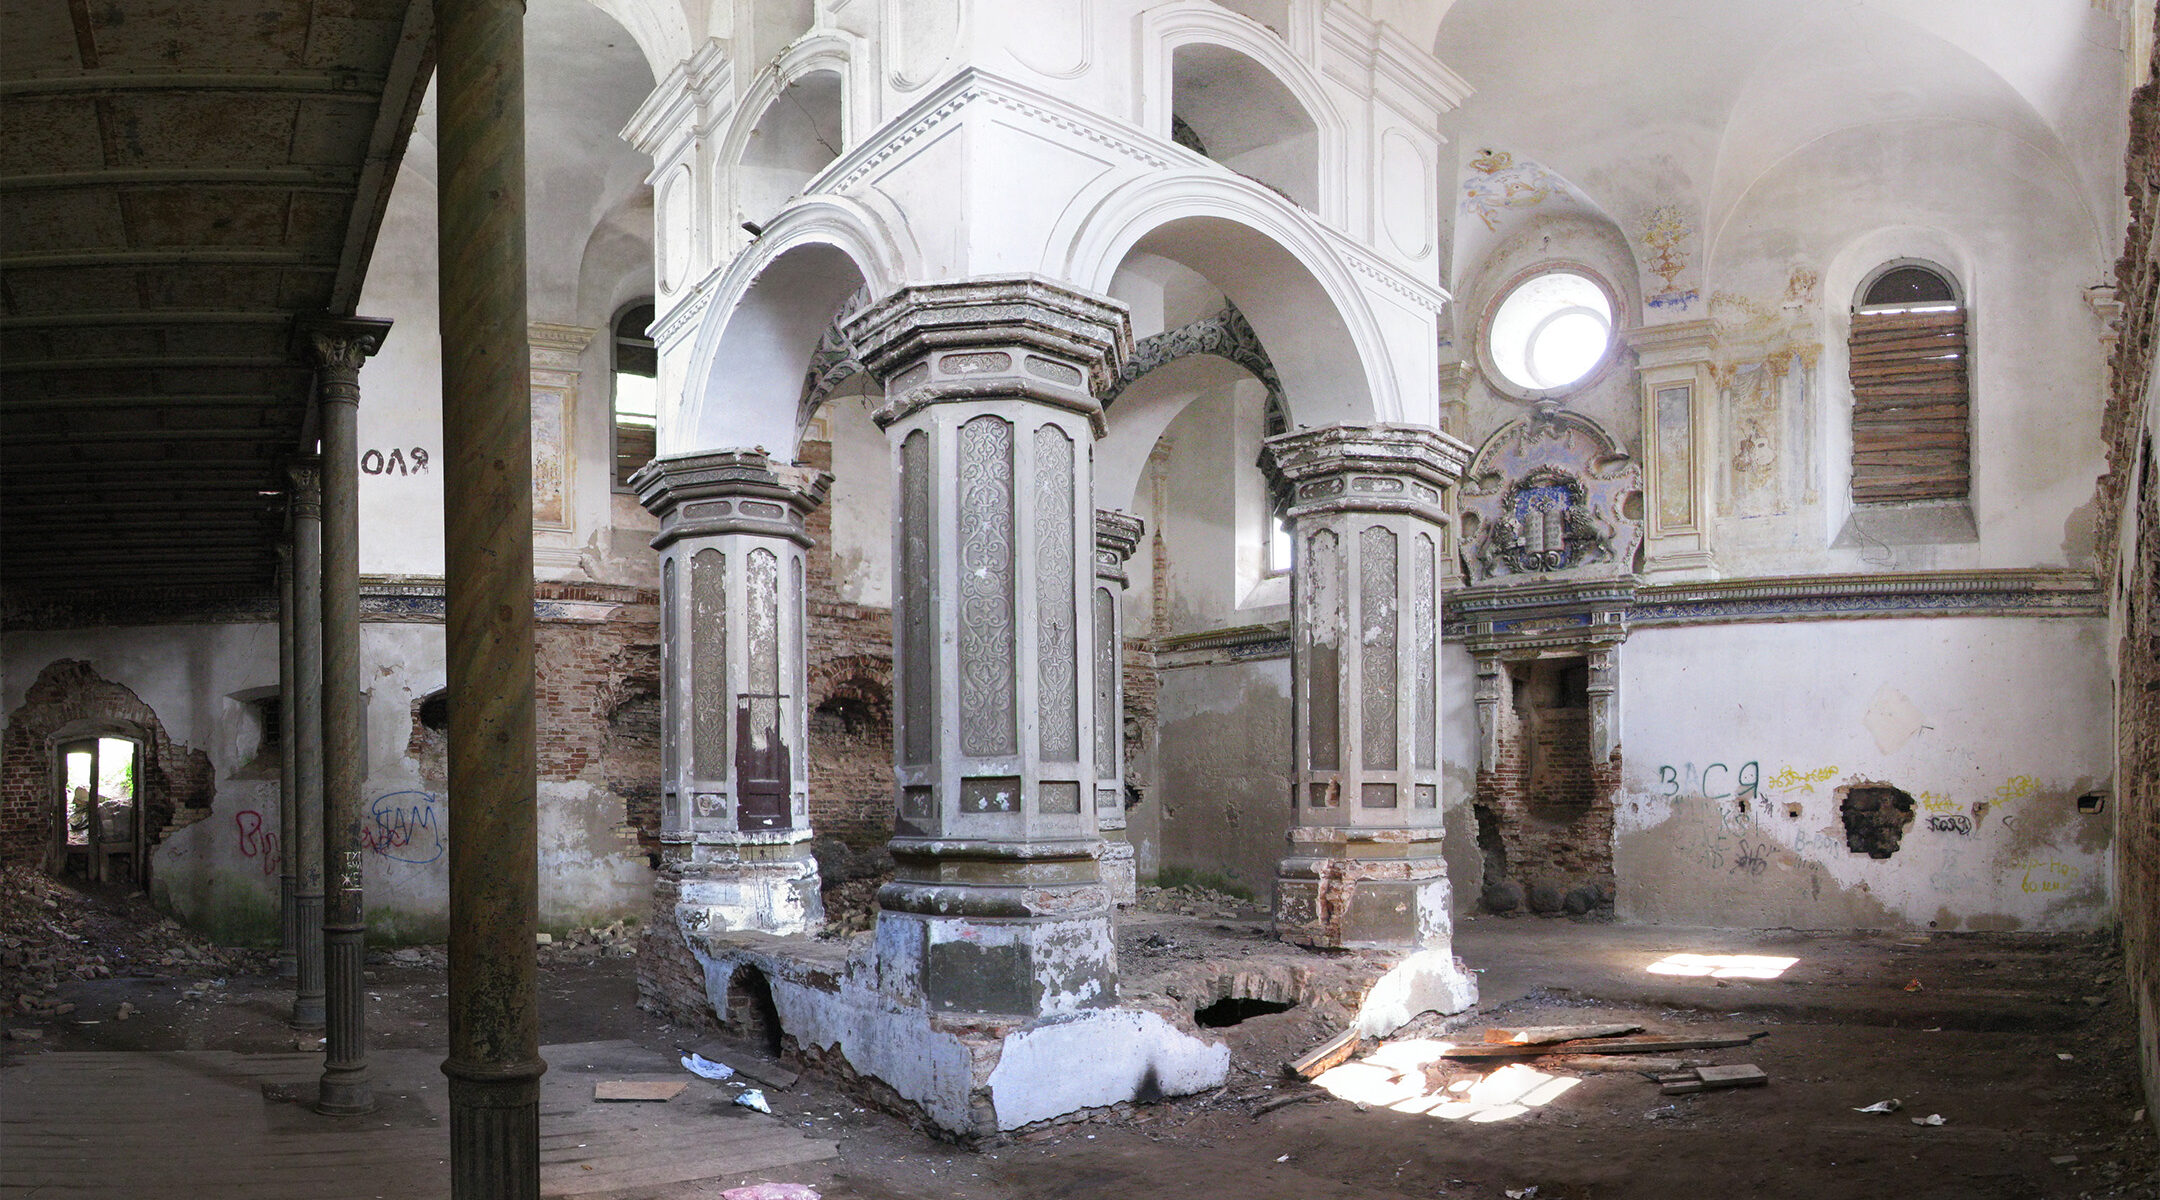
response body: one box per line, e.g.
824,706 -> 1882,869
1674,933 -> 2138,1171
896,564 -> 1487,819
233,809 -> 279,876
361,790 -> 444,865
361,447 -> 430,476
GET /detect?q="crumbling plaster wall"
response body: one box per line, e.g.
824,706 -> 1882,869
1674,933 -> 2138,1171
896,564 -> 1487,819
1616,617 -> 2114,931
1,626 -> 277,942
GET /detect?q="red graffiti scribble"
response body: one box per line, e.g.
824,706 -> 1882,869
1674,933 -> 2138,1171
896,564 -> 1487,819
234,809 -> 280,877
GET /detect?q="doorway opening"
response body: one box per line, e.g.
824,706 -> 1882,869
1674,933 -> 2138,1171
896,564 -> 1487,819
53,735 -> 144,887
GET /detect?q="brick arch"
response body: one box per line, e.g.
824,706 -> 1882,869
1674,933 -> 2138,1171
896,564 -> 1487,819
1,659 -> 215,876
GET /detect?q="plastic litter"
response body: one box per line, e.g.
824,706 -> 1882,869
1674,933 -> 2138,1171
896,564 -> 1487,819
1911,1113 -> 1946,1126
681,1053 -> 736,1081
720,1185 -> 820,1200
735,1088 -> 772,1114
1854,1099 -> 1902,1113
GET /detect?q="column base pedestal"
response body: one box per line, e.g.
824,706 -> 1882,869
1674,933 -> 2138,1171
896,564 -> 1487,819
1098,834 -> 1137,907
873,846 -> 1117,1016
674,837 -> 826,937
1275,830 -> 1457,951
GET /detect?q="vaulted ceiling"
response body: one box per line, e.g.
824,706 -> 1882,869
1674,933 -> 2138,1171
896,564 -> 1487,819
0,0 -> 432,597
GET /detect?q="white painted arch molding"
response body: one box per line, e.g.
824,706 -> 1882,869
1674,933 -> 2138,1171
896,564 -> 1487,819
1057,168 -> 1409,429
669,196 -> 908,459
580,0 -> 694,86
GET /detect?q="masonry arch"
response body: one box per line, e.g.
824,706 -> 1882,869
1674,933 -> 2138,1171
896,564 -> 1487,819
723,36 -> 872,233
671,199 -> 904,458
1060,172 -> 1392,433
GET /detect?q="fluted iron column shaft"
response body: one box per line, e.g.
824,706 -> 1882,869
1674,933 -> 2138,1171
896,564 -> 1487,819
437,0 -> 544,1194
289,465 -> 326,1028
276,543 -> 299,979
309,320 -> 390,1116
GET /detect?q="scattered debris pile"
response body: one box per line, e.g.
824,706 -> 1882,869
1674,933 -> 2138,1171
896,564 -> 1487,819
814,839 -> 893,938
1138,883 -> 1259,919
0,863 -> 267,1017
538,919 -> 640,963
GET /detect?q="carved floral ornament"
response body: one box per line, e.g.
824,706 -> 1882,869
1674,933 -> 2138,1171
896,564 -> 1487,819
1460,402 -> 1643,584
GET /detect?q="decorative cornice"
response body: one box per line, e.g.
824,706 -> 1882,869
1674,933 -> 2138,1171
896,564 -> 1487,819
1261,422 -> 1471,522
1442,568 -> 2104,638
1094,509 -> 1145,584
631,449 -> 832,550
1154,620 -> 1293,667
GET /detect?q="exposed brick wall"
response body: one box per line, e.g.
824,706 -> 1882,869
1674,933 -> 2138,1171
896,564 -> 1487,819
799,433 -> 898,850
1473,657 -> 1617,896
2107,17 -> 2160,1136
0,659 -> 215,871
634,868 -> 720,1032
530,587 -> 662,850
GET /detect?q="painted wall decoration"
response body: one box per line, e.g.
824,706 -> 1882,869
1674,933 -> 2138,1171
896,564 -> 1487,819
1461,149 -> 1562,233
1639,204 -> 1698,312
1459,402 -> 1643,583
1709,283 -> 1821,519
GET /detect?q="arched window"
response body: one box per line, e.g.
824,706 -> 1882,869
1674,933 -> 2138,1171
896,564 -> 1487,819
612,303 -> 657,489
1849,263 -> 1967,504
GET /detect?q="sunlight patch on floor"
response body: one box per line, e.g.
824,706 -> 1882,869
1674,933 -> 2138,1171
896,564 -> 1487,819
1645,952 -> 1798,979
1313,1055 -> 1581,1124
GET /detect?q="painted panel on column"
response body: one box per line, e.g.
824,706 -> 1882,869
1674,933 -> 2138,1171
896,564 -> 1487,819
691,548 -> 727,784
958,415 -> 1017,758
661,557 -> 678,784
737,547 -> 790,831
1655,384 -> 1693,528
1361,525 -> 1398,773
901,430 -> 933,766
1306,529 -> 1341,774
1092,585 -> 1116,780
1415,533 -> 1437,771
792,555 -> 808,787
1034,425 -> 1078,762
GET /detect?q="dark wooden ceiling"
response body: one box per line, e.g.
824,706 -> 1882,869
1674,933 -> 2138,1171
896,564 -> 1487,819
0,0 -> 431,599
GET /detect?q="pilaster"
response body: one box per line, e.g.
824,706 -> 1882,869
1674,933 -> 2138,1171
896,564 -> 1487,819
843,276 -> 1131,1017
633,450 -> 831,936
1092,509 -> 1144,907
1262,424 -> 1473,966
1625,319 -> 1718,578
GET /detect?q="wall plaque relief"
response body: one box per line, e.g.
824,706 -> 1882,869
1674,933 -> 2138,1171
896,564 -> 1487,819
1460,402 -> 1643,585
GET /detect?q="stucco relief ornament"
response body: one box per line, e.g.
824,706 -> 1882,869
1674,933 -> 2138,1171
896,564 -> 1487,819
1460,401 -> 1642,584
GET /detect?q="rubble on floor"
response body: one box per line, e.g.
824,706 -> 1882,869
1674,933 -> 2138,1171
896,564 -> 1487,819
537,919 -> 640,963
0,864 -> 266,1016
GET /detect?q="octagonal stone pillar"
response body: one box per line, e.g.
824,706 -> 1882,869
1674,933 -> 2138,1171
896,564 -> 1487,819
843,277 -> 1131,1017
1092,509 -> 1144,907
634,450 -> 831,936
1263,424 -> 1474,958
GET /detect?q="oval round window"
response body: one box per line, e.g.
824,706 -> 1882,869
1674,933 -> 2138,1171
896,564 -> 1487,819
1487,271 -> 1614,393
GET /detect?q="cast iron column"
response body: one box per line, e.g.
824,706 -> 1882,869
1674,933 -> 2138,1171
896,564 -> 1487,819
438,0 -> 544,1192
632,451 -> 830,936
1092,510 -> 1143,906
1262,423 -> 1470,951
276,542 -> 299,979
844,277 -> 1130,1017
289,463 -> 327,1028
310,319 -> 390,1116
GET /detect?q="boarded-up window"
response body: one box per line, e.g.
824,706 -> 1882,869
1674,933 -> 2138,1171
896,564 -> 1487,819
1848,265 -> 1966,504
613,303 -> 657,488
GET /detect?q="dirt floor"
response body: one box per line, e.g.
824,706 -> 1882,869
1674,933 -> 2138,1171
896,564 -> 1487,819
4,869 -> 2156,1200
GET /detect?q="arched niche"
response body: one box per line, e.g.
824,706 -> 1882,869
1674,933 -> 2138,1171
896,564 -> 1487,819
1171,43 -> 1320,212
736,69 -> 846,231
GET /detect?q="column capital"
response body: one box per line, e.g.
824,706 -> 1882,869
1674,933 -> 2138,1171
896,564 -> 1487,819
1623,317 -> 1718,370
1093,509 -> 1145,583
631,449 -> 831,550
1261,422 -> 1471,523
299,316 -> 393,377
286,460 -> 322,518
841,276 -> 1132,431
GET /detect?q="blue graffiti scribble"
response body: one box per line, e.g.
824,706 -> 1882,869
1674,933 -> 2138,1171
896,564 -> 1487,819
362,790 -> 444,864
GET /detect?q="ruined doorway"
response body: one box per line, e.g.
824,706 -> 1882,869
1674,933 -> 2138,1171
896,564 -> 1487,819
51,735 -> 144,887
1473,656 -> 1616,912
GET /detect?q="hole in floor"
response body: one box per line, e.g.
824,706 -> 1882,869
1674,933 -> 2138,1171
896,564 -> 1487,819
1194,996 -> 1297,1028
